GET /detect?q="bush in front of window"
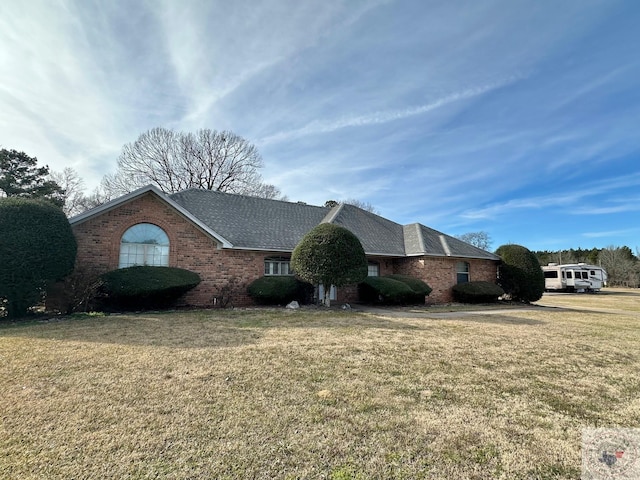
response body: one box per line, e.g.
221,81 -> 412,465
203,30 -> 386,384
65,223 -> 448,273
100,266 -> 201,311
452,281 -> 504,304
0,198 -> 77,319
358,276 -> 417,305
247,276 -> 314,305
384,274 -> 432,302
495,244 -> 545,303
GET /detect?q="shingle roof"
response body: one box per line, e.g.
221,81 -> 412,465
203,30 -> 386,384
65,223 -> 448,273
169,189 -> 328,251
404,223 -> 501,260
170,188 -> 500,260
71,185 -> 500,261
324,204 -> 406,256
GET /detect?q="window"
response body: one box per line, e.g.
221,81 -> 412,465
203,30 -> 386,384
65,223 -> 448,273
367,262 -> 380,277
544,271 -> 559,279
119,223 -> 170,268
456,261 -> 470,284
566,271 -> 573,279
264,257 -> 292,276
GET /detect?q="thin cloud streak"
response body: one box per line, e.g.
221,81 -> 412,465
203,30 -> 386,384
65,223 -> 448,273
259,75 -> 525,145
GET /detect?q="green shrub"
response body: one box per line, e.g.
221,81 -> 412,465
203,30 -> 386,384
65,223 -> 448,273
384,274 -> 432,302
291,223 -> 367,306
496,244 -> 545,303
247,276 -> 314,305
100,266 -> 201,310
0,198 -> 76,318
452,281 -> 505,303
358,276 -> 416,305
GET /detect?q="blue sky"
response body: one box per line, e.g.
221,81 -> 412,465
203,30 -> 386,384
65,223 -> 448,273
1,0 -> 639,252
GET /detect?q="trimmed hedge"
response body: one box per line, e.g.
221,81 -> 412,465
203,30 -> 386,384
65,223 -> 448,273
247,276 -> 313,305
452,281 -> 505,304
358,276 -> 416,305
0,198 -> 76,318
100,266 -> 201,310
385,274 -> 432,300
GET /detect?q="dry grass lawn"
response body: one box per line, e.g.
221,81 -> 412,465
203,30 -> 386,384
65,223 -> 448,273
1,288 -> 640,479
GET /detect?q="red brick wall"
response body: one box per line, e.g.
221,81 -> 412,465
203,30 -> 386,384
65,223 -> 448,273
393,256 -> 499,303
70,192 -> 499,308
72,193 -> 282,307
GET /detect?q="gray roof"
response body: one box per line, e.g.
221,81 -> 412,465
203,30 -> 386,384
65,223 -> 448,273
71,185 -> 500,261
169,189 -> 327,251
403,224 -> 501,260
170,188 -> 500,260
323,204 -> 406,256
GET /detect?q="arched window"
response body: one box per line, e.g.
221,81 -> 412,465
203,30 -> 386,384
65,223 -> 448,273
456,261 -> 470,284
119,223 -> 170,268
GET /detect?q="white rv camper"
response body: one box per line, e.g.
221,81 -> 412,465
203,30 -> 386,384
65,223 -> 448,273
542,263 -> 607,292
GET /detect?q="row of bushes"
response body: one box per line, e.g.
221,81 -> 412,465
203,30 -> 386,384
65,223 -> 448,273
44,245 -> 540,314
51,267 -> 508,314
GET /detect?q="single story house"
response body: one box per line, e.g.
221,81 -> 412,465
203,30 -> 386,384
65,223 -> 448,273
68,185 -> 501,306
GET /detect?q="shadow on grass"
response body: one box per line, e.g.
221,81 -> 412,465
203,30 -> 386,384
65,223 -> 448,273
0,314 -> 263,349
0,309 -> 428,348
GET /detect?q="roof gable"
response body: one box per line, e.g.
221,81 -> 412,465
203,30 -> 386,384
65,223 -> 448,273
69,185 -> 233,247
404,223 -> 501,260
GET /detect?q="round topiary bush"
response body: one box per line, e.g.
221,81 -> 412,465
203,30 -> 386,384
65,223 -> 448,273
495,244 -> 545,303
291,223 -> 368,306
358,276 -> 416,305
100,266 -> 201,311
247,276 -> 314,305
452,281 -> 505,304
0,198 -> 77,318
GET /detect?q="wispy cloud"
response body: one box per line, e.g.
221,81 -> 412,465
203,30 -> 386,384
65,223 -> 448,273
259,76 -> 524,145
583,228 -> 640,239
460,172 -> 640,221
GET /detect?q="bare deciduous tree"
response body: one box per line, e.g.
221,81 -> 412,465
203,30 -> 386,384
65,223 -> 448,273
49,167 -> 86,217
599,245 -> 638,287
324,198 -> 379,214
456,231 -> 493,251
102,128 -> 283,199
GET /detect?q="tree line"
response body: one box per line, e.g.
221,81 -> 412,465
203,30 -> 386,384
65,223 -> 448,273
534,246 -> 640,288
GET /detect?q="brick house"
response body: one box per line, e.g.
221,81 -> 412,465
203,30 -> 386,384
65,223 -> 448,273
68,185 -> 501,306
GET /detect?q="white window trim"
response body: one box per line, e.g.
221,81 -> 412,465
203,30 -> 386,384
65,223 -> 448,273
119,223 -> 170,268
367,262 -> 380,277
456,261 -> 470,284
264,257 -> 293,276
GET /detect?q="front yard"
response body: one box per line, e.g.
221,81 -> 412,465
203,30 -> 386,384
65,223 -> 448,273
1,289 -> 639,479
